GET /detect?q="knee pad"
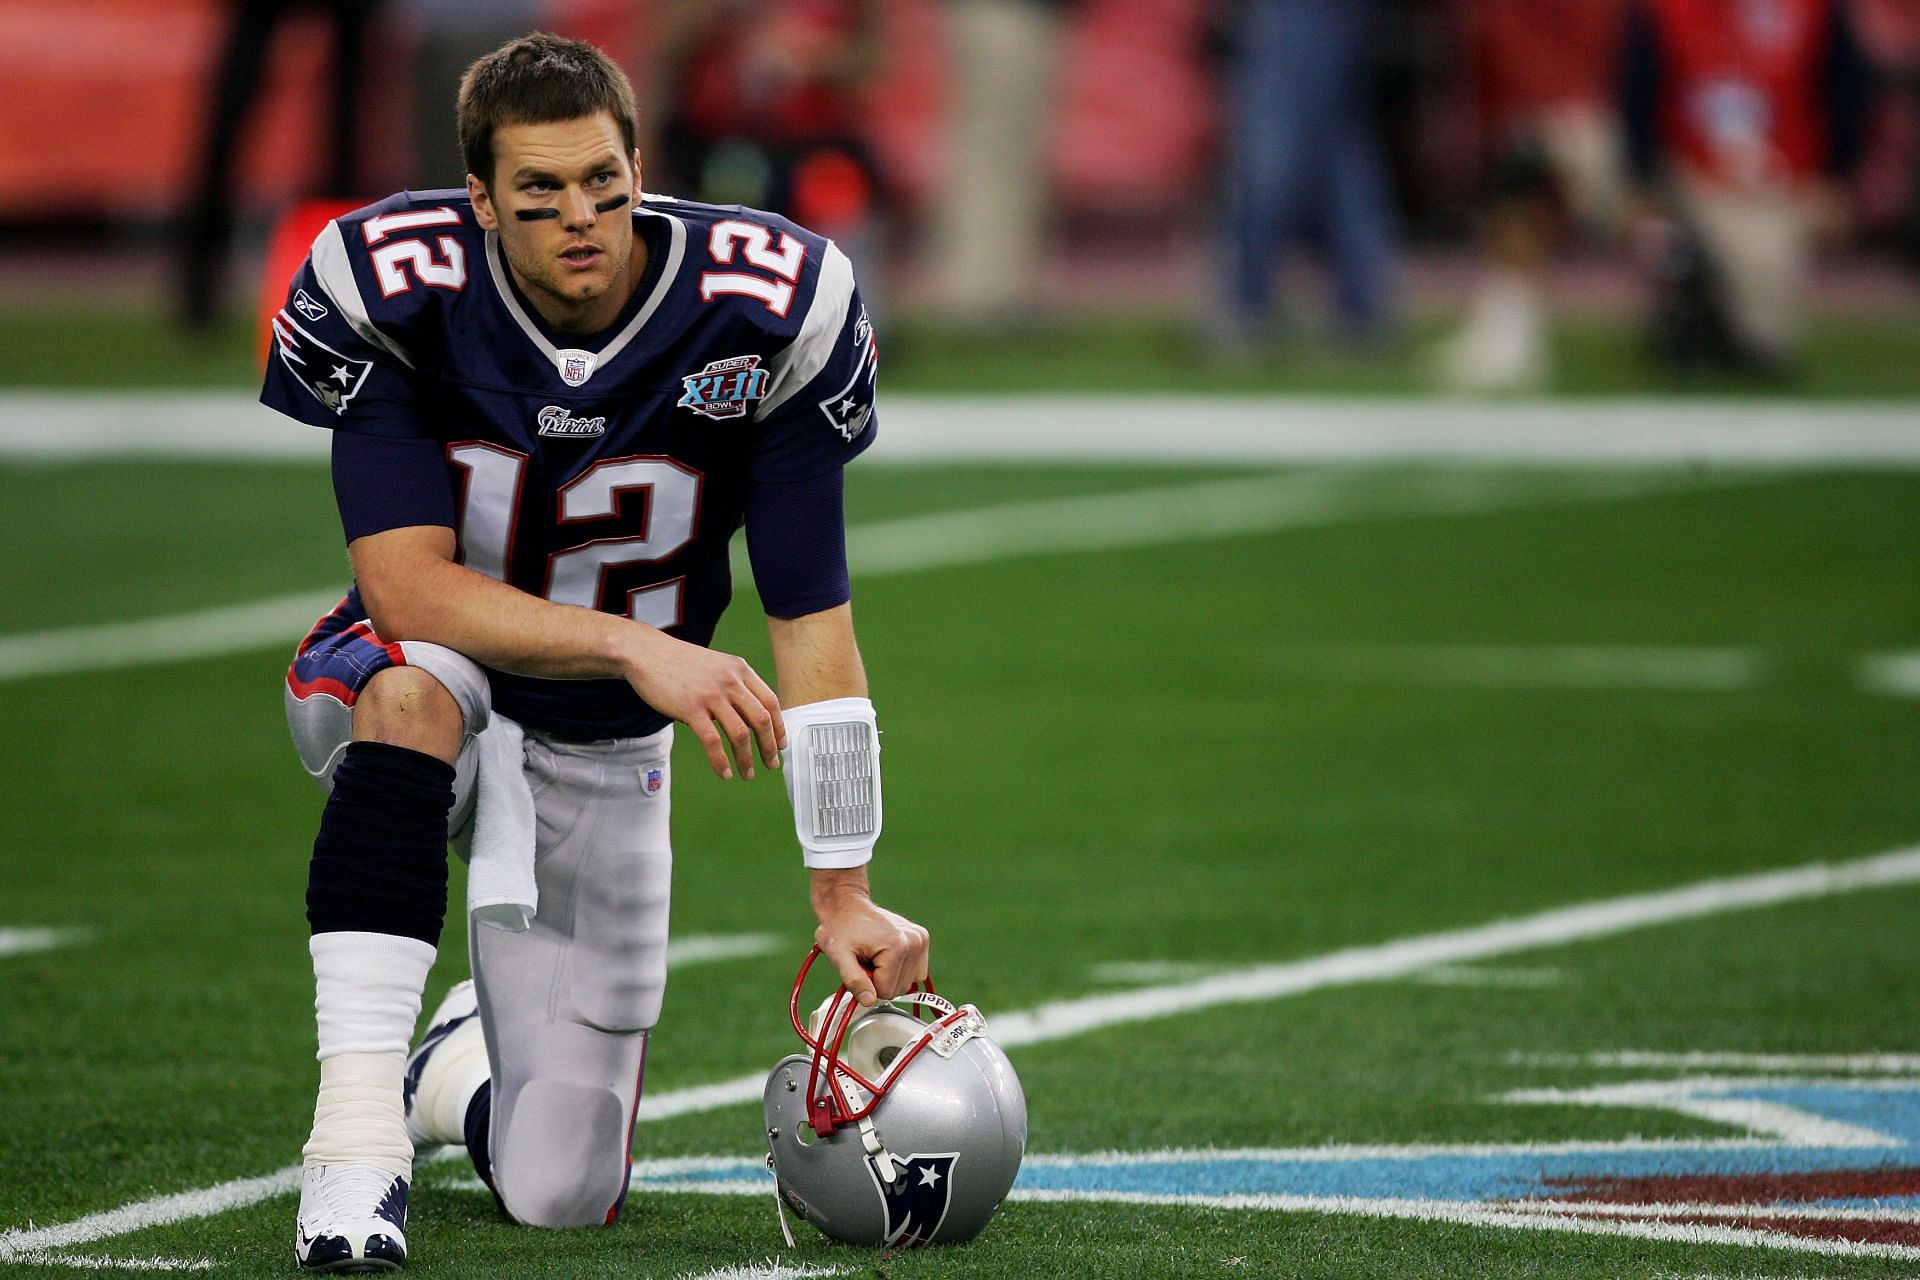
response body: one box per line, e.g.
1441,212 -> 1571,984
493,1081 -> 631,1228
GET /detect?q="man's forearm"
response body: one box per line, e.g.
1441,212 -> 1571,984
810,865 -> 873,911
354,535 -> 648,681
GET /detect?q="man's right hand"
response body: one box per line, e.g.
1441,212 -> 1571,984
622,628 -> 785,780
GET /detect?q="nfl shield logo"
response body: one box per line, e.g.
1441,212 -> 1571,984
557,348 -> 597,387
642,766 -> 665,796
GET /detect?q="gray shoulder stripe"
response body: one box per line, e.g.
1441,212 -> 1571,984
312,221 -> 416,370
756,241 -> 855,420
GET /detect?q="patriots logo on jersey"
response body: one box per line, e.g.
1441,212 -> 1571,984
866,1152 -> 958,1248
272,311 -> 372,416
820,304 -> 877,442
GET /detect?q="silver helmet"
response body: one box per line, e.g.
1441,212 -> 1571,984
763,949 -> 1027,1248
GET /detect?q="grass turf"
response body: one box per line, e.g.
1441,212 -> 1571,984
9,306 -> 1920,396
1,455 -> 1918,1277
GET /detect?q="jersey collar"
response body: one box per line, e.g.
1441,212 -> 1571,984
483,201 -> 686,387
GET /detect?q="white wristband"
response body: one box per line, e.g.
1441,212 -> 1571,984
781,696 -> 881,869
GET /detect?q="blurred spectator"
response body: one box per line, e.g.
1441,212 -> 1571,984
403,0 -> 547,188
1623,0 -> 1873,375
650,0 -> 888,283
178,0 -> 383,332
1437,0 -> 1629,392
1215,0 -> 1400,350
928,0 -> 1074,324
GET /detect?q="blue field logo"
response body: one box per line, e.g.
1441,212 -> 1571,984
631,1070 -> 1920,1261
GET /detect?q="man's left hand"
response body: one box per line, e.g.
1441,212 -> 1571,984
810,869 -> 930,1007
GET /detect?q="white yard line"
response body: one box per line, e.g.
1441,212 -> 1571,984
1513,1050 -> 1920,1074
0,926 -> 94,959
673,1263 -> 847,1280
665,934 -> 782,969
1501,1078 -> 1906,1148
1269,643 -> 1765,693
1402,965 -> 1565,989
0,467 -> 1733,685
1858,651 -> 1920,699
4,392 -> 1919,468
0,590 -> 344,683
1003,1189 -> 1920,1263
11,842 -> 1920,1265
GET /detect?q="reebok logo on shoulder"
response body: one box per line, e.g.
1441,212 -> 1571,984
292,290 -> 329,322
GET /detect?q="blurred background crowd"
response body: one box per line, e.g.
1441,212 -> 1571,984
2,0 -> 1918,393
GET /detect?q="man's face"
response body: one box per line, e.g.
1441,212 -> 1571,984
469,112 -> 640,330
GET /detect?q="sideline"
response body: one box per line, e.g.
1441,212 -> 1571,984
6,842 -> 1920,1266
3,392 -> 1920,467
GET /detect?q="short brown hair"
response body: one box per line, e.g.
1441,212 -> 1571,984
457,33 -> 639,186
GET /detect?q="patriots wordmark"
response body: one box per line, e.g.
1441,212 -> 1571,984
535,406 -> 608,438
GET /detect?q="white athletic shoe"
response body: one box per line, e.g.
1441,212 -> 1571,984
403,979 -> 486,1153
295,1162 -> 408,1272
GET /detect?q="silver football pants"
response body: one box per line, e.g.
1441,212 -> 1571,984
288,638 -> 674,1228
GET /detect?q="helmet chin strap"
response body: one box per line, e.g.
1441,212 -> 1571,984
766,1150 -> 798,1248
859,1117 -> 897,1184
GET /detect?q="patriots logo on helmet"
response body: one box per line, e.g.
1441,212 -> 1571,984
272,311 -> 372,416
868,1152 -> 959,1248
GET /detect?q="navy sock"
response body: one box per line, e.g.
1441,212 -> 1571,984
464,1080 -> 499,1202
306,740 -> 455,944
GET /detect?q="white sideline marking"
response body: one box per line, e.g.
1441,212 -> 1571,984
0,926 -> 94,959
0,590 -> 343,683
842,466 -> 1723,578
0,468 -> 1731,685
601,1168 -> 1920,1264
1270,643 -> 1765,693
1402,965 -> 1565,989
11,843 -> 1920,1264
1095,961 -> 1564,990
665,933 -> 782,969
4,1254 -> 212,1271
674,1262 -> 847,1280
1501,1077 -> 1906,1147
1515,1050 -> 1920,1074
4,392 -> 1920,468
1858,651 -> 1920,698
1090,961 -> 1223,984
1005,1189 -> 1920,1262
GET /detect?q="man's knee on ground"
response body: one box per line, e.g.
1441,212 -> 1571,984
353,666 -> 463,764
494,1081 -> 631,1228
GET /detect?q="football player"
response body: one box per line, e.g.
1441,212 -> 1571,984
261,33 -> 927,1271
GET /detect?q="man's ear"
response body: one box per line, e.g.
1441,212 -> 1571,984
468,174 -> 497,231
631,150 -> 644,197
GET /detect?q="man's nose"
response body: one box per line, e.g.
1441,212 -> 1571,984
562,187 -> 597,229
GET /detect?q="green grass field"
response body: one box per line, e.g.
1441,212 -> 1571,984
3,446 -> 1919,1278
10,306 -> 1920,397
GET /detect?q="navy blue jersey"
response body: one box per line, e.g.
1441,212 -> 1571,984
261,190 -> 878,740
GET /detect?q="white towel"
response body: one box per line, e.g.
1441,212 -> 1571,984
465,712 -> 537,932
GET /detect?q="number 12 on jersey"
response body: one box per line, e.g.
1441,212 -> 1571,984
449,443 -> 702,630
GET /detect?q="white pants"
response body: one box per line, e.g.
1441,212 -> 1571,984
288,634 -> 675,1227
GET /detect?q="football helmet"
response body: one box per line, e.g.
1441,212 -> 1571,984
763,948 -> 1026,1248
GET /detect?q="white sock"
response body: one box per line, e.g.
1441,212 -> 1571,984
304,932 -> 437,1175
